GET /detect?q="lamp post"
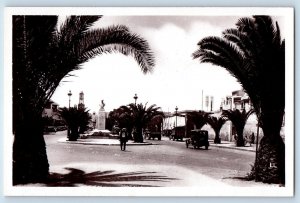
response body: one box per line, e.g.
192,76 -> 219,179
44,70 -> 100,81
175,106 -> 178,137
67,90 -> 72,139
68,90 -> 72,109
133,93 -> 138,105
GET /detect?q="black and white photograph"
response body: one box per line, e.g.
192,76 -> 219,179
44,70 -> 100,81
3,7 -> 294,196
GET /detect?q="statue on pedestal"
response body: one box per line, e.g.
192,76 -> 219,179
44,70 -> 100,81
97,99 -> 106,130
100,100 -> 105,111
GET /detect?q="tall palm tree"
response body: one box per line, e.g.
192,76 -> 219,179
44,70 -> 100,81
59,107 -> 91,141
121,103 -> 164,143
207,116 -> 227,144
222,109 -> 254,146
13,15 -> 155,184
193,16 -> 285,183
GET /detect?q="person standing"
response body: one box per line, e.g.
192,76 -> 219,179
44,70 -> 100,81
119,128 -> 128,151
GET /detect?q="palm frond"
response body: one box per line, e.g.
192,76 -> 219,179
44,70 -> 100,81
207,116 -> 227,135
236,17 -> 255,33
222,28 -> 257,60
59,16 -> 101,43
194,37 -> 253,95
77,26 -> 155,74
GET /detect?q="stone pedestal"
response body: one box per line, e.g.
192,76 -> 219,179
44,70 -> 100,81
97,110 -> 106,130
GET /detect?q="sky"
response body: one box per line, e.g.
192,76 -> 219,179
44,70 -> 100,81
51,15 -> 284,114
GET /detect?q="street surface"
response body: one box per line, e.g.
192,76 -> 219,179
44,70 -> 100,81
44,131 -> 269,188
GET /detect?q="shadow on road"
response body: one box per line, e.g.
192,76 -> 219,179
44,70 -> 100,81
46,168 -> 177,187
222,176 -> 250,181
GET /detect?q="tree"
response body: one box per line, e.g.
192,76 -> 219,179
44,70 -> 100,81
13,15 -> 155,184
193,16 -> 285,183
120,103 -> 164,143
186,111 -> 209,137
107,107 -> 135,138
222,109 -> 254,146
59,107 -> 91,141
206,116 -> 227,144
186,111 -> 209,129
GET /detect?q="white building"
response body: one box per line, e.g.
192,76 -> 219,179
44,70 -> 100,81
220,90 -> 252,111
43,100 -> 60,120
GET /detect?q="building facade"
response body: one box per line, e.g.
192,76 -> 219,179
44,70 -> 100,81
220,90 -> 252,111
43,100 -> 60,120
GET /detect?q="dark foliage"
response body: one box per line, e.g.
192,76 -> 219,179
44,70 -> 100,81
59,107 -> 91,141
222,109 -> 254,146
207,116 -> 227,144
193,16 -> 285,183
119,103 -> 165,143
13,15 -> 155,184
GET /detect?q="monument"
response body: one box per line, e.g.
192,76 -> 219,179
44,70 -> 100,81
96,100 -> 106,130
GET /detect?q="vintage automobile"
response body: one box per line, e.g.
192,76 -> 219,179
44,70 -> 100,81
44,126 -> 57,133
144,131 -> 162,140
186,130 -> 209,150
169,126 -> 185,141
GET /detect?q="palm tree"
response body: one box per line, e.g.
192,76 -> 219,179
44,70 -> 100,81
186,111 -> 209,137
186,111 -> 209,129
222,109 -> 254,146
121,103 -> 164,143
207,116 -> 227,144
107,107 -> 135,138
193,16 -> 285,183
59,107 -> 91,141
13,15 -> 155,184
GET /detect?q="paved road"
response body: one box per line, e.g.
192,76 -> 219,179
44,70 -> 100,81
43,130 -> 263,188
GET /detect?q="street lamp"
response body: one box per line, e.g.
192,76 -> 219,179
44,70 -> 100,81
133,93 -> 138,105
68,90 -> 72,109
175,106 -> 178,137
67,90 -> 72,139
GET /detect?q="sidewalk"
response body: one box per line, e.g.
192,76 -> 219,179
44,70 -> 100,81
209,140 -> 257,152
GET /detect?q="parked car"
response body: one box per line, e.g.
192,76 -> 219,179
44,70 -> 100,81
44,126 -> 57,133
186,130 -> 209,150
56,125 -> 67,131
145,131 -> 161,140
169,126 -> 185,141
162,129 -> 172,137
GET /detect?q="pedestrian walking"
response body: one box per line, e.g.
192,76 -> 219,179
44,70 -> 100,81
119,128 -> 128,151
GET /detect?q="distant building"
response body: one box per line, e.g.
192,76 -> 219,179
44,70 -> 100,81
43,100 -> 60,120
213,89 -> 255,141
78,91 -> 85,110
220,90 -> 252,111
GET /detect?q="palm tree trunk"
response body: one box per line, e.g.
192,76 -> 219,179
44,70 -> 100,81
236,129 -> 245,147
254,113 -> 285,184
13,113 -> 49,185
134,126 -> 144,143
214,132 -> 221,144
255,134 -> 285,184
69,125 -> 79,141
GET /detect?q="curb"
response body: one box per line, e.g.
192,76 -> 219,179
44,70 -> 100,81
57,138 -> 153,146
209,143 -> 256,152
